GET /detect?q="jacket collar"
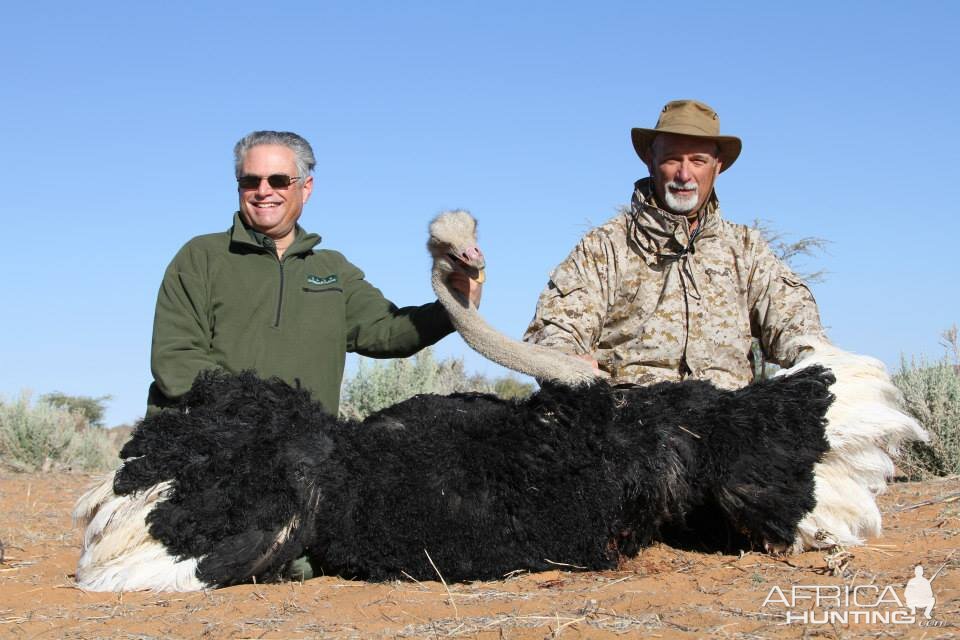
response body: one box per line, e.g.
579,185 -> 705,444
627,177 -> 721,266
228,212 -> 321,257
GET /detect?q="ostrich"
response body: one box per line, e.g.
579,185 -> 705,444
74,211 -> 925,592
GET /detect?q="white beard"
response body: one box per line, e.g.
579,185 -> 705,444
662,180 -> 699,214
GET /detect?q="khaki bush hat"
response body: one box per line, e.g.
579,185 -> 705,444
631,99 -> 742,172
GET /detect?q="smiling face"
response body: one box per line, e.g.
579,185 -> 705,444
643,133 -> 722,218
237,144 -> 314,242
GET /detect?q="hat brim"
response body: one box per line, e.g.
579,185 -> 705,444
631,128 -> 742,173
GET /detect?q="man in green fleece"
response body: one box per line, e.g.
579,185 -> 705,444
147,130 -> 481,581
147,130 -> 481,417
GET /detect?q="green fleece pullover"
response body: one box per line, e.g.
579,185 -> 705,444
147,213 -> 453,415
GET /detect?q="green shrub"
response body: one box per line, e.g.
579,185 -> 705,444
493,376 -> 536,400
0,392 -> 118,472
893,358 -> 960,478
39,392 -> 111,428
339,347 -> 535,420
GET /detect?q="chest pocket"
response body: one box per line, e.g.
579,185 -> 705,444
299,282 -> 346,344
302,271 -> 343,295
703,265 -> 733,282
303,286 -> 344,294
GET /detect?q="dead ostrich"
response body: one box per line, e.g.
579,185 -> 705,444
73,211 -> 926,592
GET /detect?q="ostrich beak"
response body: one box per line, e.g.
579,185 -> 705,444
447,246 -> 486,283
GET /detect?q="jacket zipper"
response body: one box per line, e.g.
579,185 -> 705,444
678,255 -> 691,378
675,222 -> 701,379
274,256 -> 285,328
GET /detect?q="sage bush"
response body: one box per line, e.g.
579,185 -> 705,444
0,392 -> 118,472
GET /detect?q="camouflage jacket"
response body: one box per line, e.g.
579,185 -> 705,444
523,178 -> 827,389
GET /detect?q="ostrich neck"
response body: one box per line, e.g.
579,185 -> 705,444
431,268 -> 597,387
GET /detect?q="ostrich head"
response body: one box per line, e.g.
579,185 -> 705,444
428,210 -> 600,387
428,210 -> 486,298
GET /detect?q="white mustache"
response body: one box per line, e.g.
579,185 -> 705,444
666,180 -> 698,194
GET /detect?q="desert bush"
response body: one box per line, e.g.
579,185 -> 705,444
339,347 -> 534,420
493,376 -> 536,400
750,219 -> 830,286
106,424 -> 136,450
748,220 -> 829,382
893,357 -> 960,478
39,392 -> 111,428
0,392 -> 118,472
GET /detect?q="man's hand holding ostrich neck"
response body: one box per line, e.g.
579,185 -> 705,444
446,265 -> 483,309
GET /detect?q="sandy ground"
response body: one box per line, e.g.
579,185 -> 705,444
0,472 -> 957,639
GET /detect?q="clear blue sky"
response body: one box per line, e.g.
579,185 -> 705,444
2,1 -> 957,427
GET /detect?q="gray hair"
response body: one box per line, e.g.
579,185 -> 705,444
233,131 -> 316,178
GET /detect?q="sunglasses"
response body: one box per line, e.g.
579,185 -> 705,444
237,174 -> 303,190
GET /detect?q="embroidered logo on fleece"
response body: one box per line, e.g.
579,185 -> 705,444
307,274 -> 338,286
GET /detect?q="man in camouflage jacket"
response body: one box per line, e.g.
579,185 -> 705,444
524,100 -> 826,389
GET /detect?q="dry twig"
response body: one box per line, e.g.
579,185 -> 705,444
424,548 -> 459,620
544,559 -> 587,569
895,490 -> 960,512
